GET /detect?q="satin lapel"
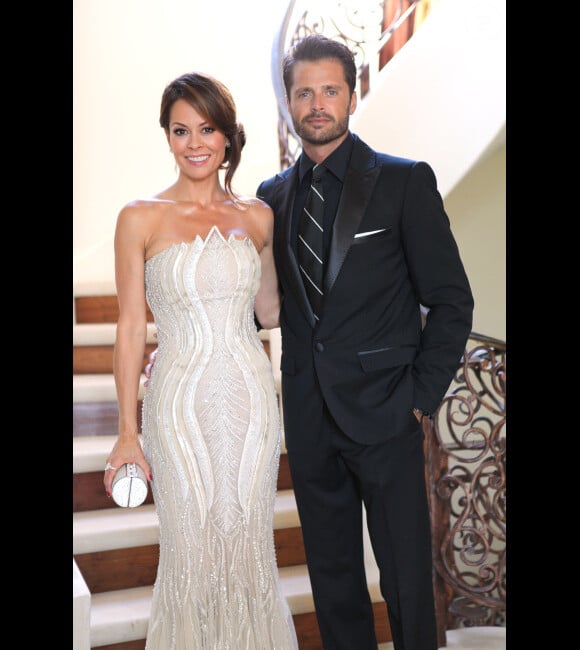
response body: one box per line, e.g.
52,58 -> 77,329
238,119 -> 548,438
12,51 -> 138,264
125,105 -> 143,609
325,165 -> 381,295
277,166 -> 317,327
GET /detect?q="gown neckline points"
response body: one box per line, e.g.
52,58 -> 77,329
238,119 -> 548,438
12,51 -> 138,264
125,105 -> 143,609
145,224 -> 254,264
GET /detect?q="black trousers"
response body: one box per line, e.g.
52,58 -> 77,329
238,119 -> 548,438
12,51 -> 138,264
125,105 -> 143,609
287,404 -> 438,650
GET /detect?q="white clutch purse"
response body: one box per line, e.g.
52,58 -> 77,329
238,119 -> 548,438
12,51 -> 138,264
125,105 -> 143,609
111,463 -> 149,508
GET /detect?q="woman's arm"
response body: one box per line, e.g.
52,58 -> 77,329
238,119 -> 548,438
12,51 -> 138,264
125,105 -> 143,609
253,203 -> 281,330
104,204 -> 152,495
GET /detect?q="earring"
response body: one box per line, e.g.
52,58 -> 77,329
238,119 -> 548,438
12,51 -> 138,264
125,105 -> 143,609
225,140 -> 231,149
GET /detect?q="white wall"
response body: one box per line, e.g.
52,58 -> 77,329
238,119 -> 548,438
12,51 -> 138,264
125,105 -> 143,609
73,0 -> 505,341
351,0 -> 505,198
73,0 -> 289,290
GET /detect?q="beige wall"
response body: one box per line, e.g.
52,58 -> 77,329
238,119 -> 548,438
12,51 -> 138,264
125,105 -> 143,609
73,0 -> 505,342
446,144 -> 506,341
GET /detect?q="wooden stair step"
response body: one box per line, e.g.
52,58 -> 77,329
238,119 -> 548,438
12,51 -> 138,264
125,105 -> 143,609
73,323 -> 157,375
74,459 -> 292,511
87,565 -> 389,649
74,374 -> 146,403
73,321 -> 271,347
73,436 -> 292,513
73,323 -> 157,346
73,368 -> 279,405
73,322 -> 272,345
74,457 -> 293,511
74,295 -> 148,324
75,526 -> 307,594
73,434 -> 288,471
74,345 -> 157,375
73,401 -> 138,438
73,491 -> 300,555
73,493 -> 305,592
73,322 -> 271,374
73,504 -> 159,555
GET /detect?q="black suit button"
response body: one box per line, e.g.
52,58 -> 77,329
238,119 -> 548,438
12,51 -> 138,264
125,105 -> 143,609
315,342 -> 324,352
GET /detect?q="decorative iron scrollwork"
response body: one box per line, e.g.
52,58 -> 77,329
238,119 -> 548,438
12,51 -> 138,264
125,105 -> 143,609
426,337 -> 506,628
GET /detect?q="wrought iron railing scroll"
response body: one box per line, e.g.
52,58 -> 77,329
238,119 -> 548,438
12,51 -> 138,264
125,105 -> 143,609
425,333 -> 506,630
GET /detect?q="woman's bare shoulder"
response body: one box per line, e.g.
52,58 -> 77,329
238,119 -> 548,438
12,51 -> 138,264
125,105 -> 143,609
237,197 -> 274,249
121,196 -> 172,213
234,195 -> 273,220
117,196 -> 171,223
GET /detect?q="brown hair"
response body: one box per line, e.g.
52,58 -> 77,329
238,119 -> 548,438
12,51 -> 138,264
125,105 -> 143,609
282,34 -> 356,97
159,72 -> 246,197
282,34 -> 357,98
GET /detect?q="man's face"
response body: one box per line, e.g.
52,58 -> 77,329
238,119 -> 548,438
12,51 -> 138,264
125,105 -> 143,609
286,58 -> 356,148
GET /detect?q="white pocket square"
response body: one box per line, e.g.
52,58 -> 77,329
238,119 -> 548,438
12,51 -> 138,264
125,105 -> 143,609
354,228 -> 386,239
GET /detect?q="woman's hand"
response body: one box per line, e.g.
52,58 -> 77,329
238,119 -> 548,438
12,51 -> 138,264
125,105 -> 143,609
103,437 -> 152,496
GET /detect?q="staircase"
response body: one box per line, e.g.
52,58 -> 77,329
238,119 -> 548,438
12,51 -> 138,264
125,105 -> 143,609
72,290 -> 392,650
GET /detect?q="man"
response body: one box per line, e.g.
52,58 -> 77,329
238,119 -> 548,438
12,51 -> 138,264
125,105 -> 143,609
256,35 -> 474,650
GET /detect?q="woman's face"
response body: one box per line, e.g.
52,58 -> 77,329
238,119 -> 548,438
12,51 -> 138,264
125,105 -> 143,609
166,98 -> 228,180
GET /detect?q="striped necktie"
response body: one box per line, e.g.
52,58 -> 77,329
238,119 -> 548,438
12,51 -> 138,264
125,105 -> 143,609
298,163 -> 325,319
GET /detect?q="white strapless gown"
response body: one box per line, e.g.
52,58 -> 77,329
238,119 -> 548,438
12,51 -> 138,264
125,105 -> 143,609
142,226 -> 298,650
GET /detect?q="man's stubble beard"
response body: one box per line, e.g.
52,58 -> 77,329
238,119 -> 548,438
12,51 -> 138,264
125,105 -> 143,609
292,113 -> 350,147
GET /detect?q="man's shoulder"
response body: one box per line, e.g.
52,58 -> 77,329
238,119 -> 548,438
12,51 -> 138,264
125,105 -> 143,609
375,150 -> 415,166
257,165 -> 295,196
350,133 -> 417,172
263,165 -> 295,183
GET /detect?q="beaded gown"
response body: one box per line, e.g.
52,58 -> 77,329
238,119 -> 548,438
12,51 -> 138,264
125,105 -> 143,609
141,226 -> 298,650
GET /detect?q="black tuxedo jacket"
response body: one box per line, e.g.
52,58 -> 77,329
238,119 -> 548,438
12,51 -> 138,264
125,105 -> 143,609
257,134 -> 474,449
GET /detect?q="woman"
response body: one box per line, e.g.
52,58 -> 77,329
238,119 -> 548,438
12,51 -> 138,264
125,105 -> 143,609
103,71 -> 298,649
